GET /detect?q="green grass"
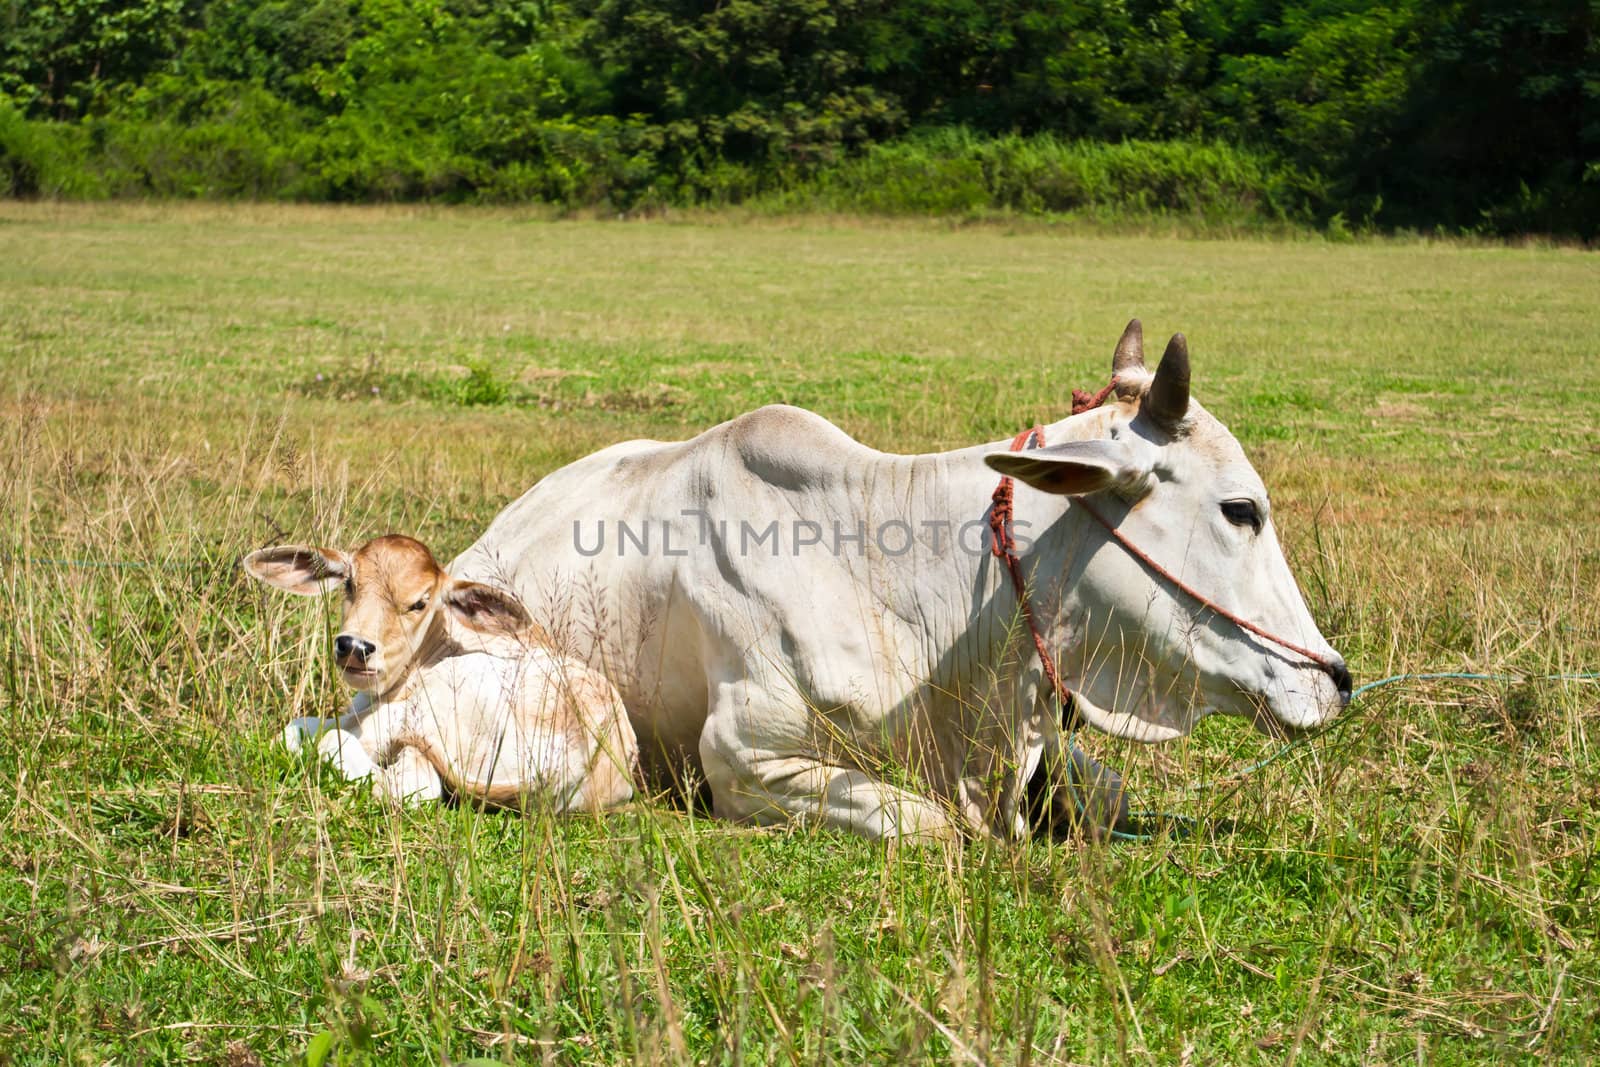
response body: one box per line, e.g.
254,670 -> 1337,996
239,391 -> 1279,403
1,202 -> 1597,1064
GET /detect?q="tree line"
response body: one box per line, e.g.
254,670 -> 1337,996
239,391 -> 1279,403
1,0 -> 1594,236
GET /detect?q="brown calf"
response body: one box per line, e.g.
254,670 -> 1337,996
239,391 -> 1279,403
245,535 -> 636,811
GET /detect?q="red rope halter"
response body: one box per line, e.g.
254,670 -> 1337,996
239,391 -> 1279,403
987,380 -> 1341,726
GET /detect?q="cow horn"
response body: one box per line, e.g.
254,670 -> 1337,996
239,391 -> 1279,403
1112,318 -> 1144,374
1146,333 -> 1190,430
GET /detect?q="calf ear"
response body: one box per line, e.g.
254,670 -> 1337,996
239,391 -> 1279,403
984,439 -> 1153,497
442,580 -> 532,637
242,545 -> 350,596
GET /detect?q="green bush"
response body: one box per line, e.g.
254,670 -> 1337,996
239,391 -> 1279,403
0,96 -> 103,197
803,146 -> 990,215
0,0 -> 1592,236
779,129 -> 1318,223
87,77 -> 320,198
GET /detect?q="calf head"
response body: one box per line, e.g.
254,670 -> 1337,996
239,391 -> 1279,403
986,320 -> 1350,741
243,534 -> 532,695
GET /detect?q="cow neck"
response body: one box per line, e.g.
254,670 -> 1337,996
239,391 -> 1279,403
373,612 -> 470,704
984,382 -> 1119,730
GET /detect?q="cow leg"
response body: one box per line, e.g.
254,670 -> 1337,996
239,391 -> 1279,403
283,693 -> 374,754
282,717 -> 332,753
374,745 -> 444,806
699,715 -> 957,842
310,697 -> 409,783
1035,731 -> 1132,838
314,728 -> 378,780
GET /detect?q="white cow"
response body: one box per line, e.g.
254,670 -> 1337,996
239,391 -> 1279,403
448,320 -> 1349,840
245,535 -> 638,811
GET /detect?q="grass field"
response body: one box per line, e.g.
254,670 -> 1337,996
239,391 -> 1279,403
1,202 -> 1597,1064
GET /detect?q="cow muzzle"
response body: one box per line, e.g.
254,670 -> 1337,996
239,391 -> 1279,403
333,633 -> 381,686
1254,653 -> 1350,737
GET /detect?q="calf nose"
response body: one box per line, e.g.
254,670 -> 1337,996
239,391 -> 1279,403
334,634 -> 376,662
1329,657 -> 1353,706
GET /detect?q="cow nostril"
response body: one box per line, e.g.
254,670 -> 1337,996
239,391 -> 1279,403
1329,659 -> 1353,704
334,634 -> 373,662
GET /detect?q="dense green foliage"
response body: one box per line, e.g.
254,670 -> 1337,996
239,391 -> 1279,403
1,0 -> 1596,234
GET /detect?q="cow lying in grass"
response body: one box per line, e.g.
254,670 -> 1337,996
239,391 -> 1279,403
244,535 -> 637,811
446,321 -> 1349,840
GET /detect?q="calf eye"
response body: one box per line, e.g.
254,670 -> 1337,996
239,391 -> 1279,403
409,596 -> 429,613
1221,499 -> 1262,533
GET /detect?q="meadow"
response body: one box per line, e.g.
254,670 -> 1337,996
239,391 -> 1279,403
1,202 -> 1597,1064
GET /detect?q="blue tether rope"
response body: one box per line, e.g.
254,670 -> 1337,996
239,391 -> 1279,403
1072,671 -> 1600,843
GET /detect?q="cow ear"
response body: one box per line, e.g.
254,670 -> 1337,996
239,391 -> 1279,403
984,439 -> 1152,497
442,580 -> 531,637
242,545 -> 350,596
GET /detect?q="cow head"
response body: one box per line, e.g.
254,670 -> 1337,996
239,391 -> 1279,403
243,534 -> 532,695
986,320 -> 1350,742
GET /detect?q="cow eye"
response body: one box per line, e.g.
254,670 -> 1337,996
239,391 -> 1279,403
1221,499 -> 1262,533
409,596 -> 429,613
